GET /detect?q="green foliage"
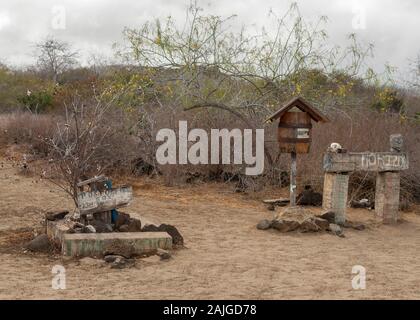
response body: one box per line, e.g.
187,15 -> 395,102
17,89 -> 54,113
370,88 -> 405,114
118,1 -> 377,123
0,65 -> 52,111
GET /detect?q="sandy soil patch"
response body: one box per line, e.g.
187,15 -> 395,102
0,158 -> 419,299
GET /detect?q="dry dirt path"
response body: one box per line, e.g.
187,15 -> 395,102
0,159 -> 419,299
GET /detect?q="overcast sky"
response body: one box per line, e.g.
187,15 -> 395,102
0,0 -> 419,78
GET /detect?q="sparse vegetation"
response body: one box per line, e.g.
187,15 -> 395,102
0,3 -> 419,206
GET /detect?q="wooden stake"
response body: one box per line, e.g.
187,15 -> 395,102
290,151 -> 297,206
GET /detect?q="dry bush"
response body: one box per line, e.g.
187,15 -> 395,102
1,103 -> 418,206
0,112 -> 57,155
44,96 -> 141,205
128,105 -> 419,203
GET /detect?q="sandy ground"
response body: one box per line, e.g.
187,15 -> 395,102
0,153 -> 419,299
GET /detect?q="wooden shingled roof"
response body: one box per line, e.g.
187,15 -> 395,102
265,96 -> 329,123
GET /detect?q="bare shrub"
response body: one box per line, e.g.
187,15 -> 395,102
0,112 -> 56,155
44,94 -> 139,206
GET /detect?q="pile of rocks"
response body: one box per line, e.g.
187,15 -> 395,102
25,177 -> 183,258
44,210 -> 183,246
257,206 -> 365,237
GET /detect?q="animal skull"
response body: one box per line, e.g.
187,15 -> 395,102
328,142 -> 342,153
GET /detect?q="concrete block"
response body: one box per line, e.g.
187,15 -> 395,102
62,232 -> 172,257
375,172 -> 400,224
46,220 -> 71,248
322,172 -> 349,225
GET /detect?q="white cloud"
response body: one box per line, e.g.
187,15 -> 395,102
0,11 -> 11,30
0,0 -> 419,75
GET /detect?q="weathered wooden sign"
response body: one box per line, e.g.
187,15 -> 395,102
323,152 -> 409,172
77,186 -> 133,215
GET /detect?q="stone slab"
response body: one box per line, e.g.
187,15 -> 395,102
62,232 -> 172,257
46,219 -> 71,248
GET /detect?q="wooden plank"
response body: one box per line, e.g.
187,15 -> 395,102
77,175 -> 108,187
262,198 -> 290,205
77,186 -> 133,215
323,152 -> 408,172
290,151 -> 297,206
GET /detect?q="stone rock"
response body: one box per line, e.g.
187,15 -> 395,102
25,234 -> 51,253
110,257 -> 135,269
142,224 -> 184,246
317,211 -> 336,224
115,212 -> 131,230
256,219 -> 272,230
73,222 -> 85,228
126,218 -> 142,232
142,224 -> 160,232
329,223 -> 344,236
82,225 -> 96,233
312,217 -> 330,230
159,224 -> 184,246
119,224 -> 129,232
90,220 -> 113,233
156,248 -> 171,260
299,219 -> 320,233
45,210 -> 69,221
104,254 -> 124,263
271,219 -> 300,232
117,217 -> 141,232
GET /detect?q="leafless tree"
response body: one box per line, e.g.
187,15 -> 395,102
45,92 -> 120,206
34,36 -> 78,83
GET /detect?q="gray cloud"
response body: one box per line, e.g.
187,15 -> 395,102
0,0 -> 419,77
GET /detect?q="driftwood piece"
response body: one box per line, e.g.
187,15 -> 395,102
262,198 -> 290,206
77,186 -> 133,215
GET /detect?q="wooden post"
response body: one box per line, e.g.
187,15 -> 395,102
290,151 -> 297,206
